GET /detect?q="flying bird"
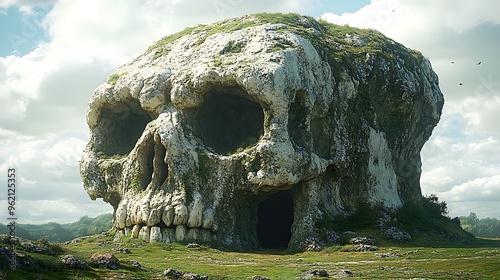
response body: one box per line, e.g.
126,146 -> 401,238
477,61 -> 482,65
459,83 -> 463,86
451,61 -> 455,64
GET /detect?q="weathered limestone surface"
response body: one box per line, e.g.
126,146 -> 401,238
80,14 -> 444,251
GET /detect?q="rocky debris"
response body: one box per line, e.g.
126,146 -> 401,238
343,231 -> 356,235
63,236 -> 93,245
20,241 -> 49,254
60,254 -> 89,270
162,268 -> 208,280
348,244 -> 379,252
127,260 -> 142,269
114,248 -> 132,254
90,252 -> 119,270
299,236 -> 325,252
349,237 -> 375,245
186,243 -> 201,248
299,269 -> 329,279
80,13 -> 444,251
0,247 -> 36,269
374,251 -> 402,258
251,275 -> 271,280
383,227 -> 412,241
335,269 -> 353,278
377,213 -> 392,228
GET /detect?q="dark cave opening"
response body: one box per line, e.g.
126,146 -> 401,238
195,89 -> 264,154
257,191 -> 294,249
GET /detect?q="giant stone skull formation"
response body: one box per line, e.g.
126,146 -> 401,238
80,14 -> 444,251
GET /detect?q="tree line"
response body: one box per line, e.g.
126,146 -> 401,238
0,213 -> 113,242
459,212 -> 500,238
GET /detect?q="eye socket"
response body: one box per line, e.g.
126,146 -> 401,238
194,87 -> 264,154
95,101 -> 152,157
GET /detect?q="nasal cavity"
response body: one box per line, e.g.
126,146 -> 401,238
195,88 -> 264,154
257,191 -> 294,249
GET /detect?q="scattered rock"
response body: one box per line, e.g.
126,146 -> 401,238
90,252 -> 119,270
335,269 -> 353,278
186,243 -> 201,249
128,260 -> 142,269
0,247 -> 36,269
343,231 -> 356,235
383,227 -> 412,241
114,248 -> 132,254
60,255 -> 88,270
162,268 -> 208,280
299,269 -> 329,279
251,275 -> 271,280
349,237 -> 375,245
299,237 -> 325,252
374,251 -> 401,258
348,244 -> 379,252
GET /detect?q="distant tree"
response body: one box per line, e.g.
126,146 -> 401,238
459,213 -> 500,238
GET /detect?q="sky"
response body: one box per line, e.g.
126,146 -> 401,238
0,0 -> 499,224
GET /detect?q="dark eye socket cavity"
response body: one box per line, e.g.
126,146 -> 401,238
194,87 -> 264,155
95,101 -> 152,157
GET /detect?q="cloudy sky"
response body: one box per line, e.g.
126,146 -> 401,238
1,0 -> 499,224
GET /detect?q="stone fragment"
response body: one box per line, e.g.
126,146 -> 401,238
90,253 -> 119,270
173,205 -> 188,226
138,226 -> 150,241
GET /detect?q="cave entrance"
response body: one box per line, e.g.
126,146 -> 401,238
257,191 -> 293,249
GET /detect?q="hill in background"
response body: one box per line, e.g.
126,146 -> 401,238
0,213 -> 112,242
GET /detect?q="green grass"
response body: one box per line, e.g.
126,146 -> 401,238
2,232 -> 500,279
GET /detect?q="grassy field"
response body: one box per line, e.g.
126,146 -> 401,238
1,231 -> 499,280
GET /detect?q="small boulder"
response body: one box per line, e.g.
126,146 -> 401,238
60,255 -> 88,270
90,252 -> 119,270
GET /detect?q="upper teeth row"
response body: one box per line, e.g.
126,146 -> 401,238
114,190 -> 217,232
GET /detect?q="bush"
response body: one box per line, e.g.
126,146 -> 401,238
422,194 -> 448,217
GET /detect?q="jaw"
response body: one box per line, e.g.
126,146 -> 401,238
112,180 -> 320,251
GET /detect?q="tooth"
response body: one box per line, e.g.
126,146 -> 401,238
116,201 -> 127,229
140,205 -> 150,225
130,200 -> 140,225
175,225 -> 187,242
173,205 -> 188,225
131,224 -> 141,238
147,208 -> 161,226
150,226 -> 162,243
138,226 -> 151,241
187,196 -> 203,228
187,228 -> 200,241
125,214 -> 132,227
162,205 -> 174,226
161,228 -> 175,243
202,208 -> 214,230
